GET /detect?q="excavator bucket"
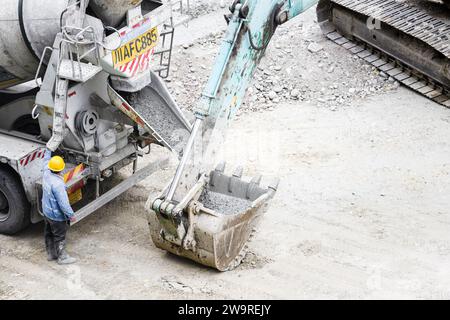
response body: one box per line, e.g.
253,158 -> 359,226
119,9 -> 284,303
147,164 -> 279,271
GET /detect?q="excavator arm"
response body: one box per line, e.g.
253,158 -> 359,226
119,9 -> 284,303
147,0 -> 318,271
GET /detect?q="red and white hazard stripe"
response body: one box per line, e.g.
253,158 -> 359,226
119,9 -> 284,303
140,50 -> 153,72
118,50 -> 153,75
20,149 -> 45,167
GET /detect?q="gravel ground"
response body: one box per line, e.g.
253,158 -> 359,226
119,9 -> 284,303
166,6 -> 400,114
1,2 -> 450,300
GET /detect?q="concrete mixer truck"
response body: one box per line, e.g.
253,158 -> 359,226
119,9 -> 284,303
0,0 -> 317,271
0,0 -> 193,236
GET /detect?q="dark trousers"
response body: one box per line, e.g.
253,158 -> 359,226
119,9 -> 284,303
44,217 -> 69,257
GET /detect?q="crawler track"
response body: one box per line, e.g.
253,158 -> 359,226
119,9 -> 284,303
317,0 -> 450,106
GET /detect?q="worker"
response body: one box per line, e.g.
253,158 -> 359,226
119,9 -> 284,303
42,149 -> 77,265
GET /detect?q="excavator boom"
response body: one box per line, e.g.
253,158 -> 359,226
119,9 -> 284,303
147,0 -> 318,271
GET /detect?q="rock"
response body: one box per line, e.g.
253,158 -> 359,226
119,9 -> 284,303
349,88 -> 356,94
379,71 -> 388,79
274,86 -> 283,93
307,42 -> 323,53
274,65 -> 282,71
268,91 -> 277,100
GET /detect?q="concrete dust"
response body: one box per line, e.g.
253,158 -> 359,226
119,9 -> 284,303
1,1 -> 450,299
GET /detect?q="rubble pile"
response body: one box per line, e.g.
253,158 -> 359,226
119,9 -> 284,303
165,6 -> 400,114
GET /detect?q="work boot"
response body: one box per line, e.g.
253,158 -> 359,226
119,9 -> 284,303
56,241 -> 77,265
45,238 -> 58,261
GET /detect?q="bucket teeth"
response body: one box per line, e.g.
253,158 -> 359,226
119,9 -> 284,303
267,178 -> 280,197
232,166 -> 243,178
250,175 -> 262,186
246,175 -> 262,199
215,162 -> 226,173
269,177 -> 280,191
228,166 -> 244,193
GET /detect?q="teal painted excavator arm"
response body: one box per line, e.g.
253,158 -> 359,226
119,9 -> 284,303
155,0 -> 318,210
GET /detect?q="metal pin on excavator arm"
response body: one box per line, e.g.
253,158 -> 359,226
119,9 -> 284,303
147,0 -> 318,271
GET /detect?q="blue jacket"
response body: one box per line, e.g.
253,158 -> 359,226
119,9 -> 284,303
42,150 -> 75,222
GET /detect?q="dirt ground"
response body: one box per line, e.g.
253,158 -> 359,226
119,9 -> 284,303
1,3 -> 450,300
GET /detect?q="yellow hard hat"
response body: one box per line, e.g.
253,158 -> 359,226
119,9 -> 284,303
48,156 -> 65,172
